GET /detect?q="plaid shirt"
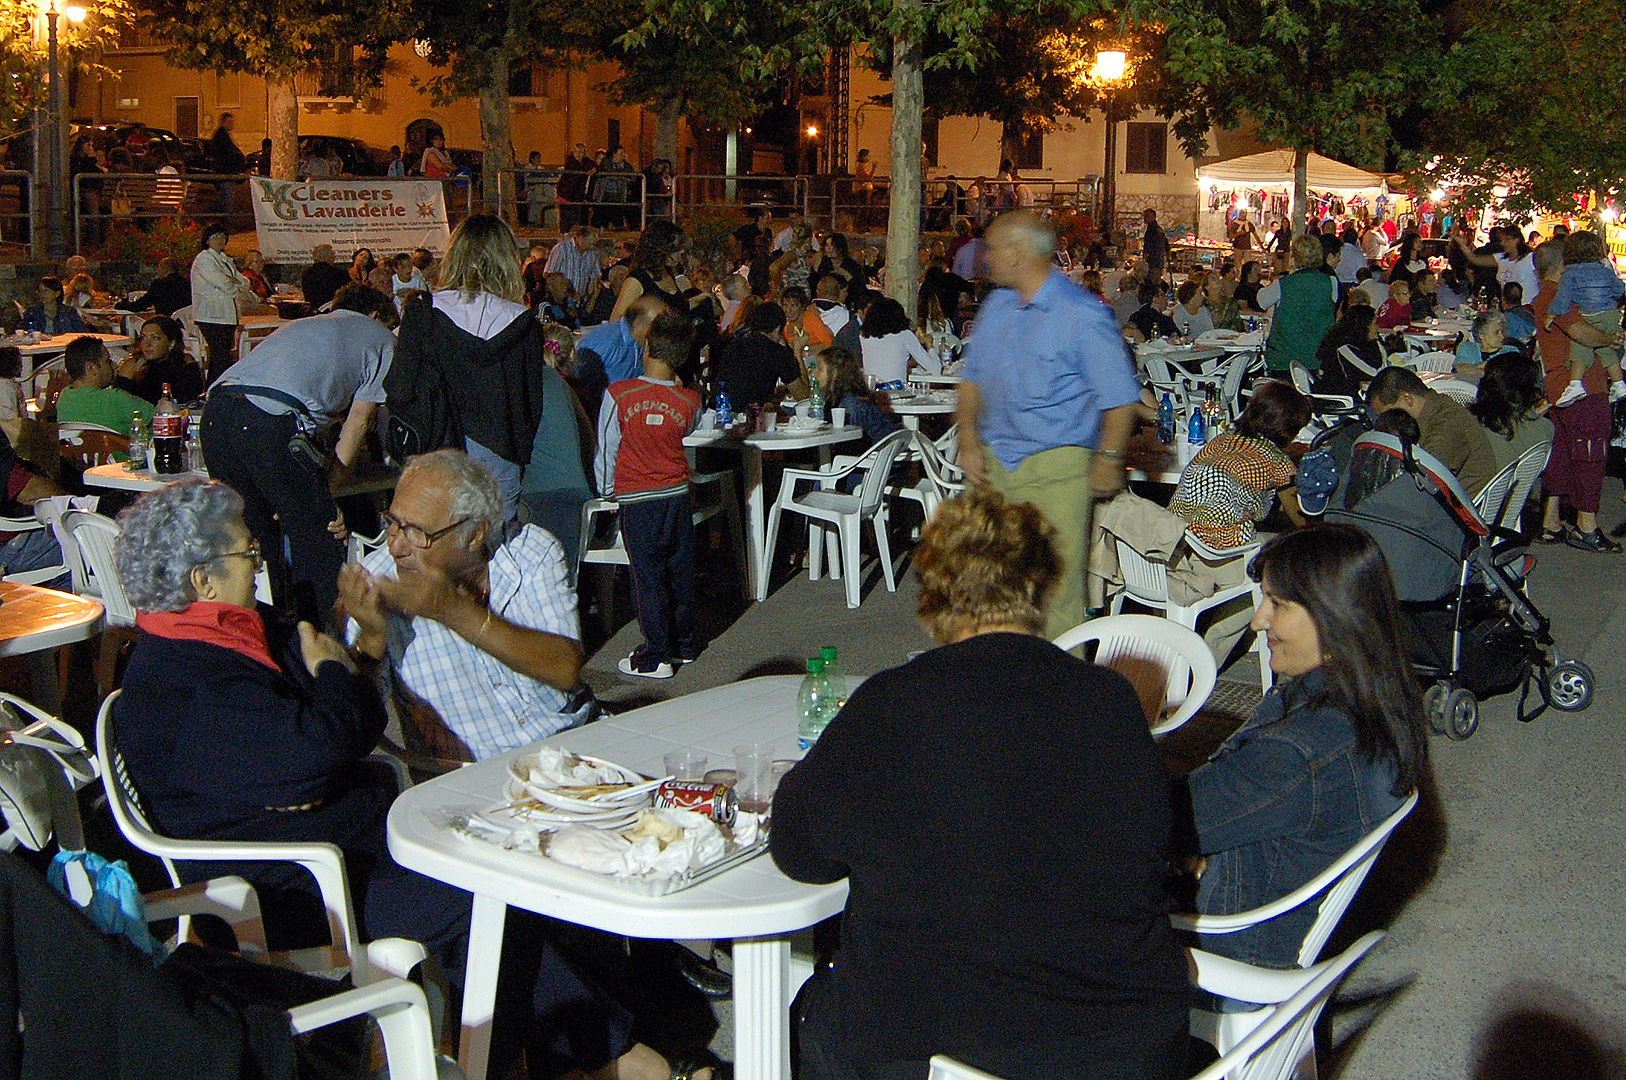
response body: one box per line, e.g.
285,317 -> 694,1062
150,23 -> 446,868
352,522 -> 591,760
1169,432 -> 1297,549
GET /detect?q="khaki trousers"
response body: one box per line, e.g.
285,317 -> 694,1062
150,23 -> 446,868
983,444 -> 1094,640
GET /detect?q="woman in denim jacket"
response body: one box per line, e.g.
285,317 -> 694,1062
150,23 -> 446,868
1187,524 -> 1428,969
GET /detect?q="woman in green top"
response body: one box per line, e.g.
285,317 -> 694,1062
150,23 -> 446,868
1260,234 -> 1339,374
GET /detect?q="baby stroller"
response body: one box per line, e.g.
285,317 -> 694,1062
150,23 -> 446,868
1323,432 -> 1594,739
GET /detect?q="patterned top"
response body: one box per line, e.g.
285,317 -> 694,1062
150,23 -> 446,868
349,522 -> 593,761
1169,431 -> 1297,548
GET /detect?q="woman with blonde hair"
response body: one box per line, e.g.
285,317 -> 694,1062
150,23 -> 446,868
772,488 -> 1190,1080
391,213 -> 551,517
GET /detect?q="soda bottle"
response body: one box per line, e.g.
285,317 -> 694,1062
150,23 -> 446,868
151,384 -> 186,475
1157,392 -> 1176,444
127,410 -> 148,471
797,657 -> 832,750
715,388 -> 732,427
818,645 -> 846,710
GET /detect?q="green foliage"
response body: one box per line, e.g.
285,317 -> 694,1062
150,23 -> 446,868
682,204 -> 745,275
143,0 -> 402,83
0,0 -> 133,143
101,216 -> 201,265
1408,0 -> 1626,214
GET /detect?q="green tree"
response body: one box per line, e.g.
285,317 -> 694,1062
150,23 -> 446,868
1408,0 -> 1626,217
1,0 -> 131,143
1132,0 -> 1437,234
145,0 -> 401,178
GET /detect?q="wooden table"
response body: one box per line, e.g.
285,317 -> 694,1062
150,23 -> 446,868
0,581 -> 105,712
387,675 -> 850,1080
685,424 -> 864,601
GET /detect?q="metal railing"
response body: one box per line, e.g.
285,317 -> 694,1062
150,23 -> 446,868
0,170 -> 36,250
672,174 -> 809,225
495,168 -> 664,233
825,175 -> 1102,235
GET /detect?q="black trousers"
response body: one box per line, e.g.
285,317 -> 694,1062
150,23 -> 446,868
202,392 -> 344,625
199,320 -> 237,386
621,492 -> 698,664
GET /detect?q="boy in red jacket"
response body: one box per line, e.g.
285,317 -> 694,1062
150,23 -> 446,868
595,314 -> 703,678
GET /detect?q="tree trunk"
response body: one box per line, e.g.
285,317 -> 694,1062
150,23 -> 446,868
267,76 -> 298,181
478,49 -> 514,215
1292,145 -> 1308,238
654,98 -> 681,165
886,11 -> 924,319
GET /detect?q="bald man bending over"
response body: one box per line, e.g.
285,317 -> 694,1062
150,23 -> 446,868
956,210 -> 1142,636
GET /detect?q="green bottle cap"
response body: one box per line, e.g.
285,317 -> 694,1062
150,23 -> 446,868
807,657 -> 825,673
819,646 -> 837,662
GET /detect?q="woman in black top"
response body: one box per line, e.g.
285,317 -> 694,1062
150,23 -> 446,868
608,219 -> 687,321
772,488 -> 1189,1080
1234,260 -> 1265,312
712,302 -> 801,410
1313,303 -> 1384,398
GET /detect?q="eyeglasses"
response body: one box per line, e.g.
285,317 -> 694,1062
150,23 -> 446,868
202,541 -> 261,568
381,511 -> 471,550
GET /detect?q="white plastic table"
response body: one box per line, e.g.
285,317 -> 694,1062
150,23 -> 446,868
685,425 -> 863,601
906,372 -> 962,388
387,675 -> 850,1080
0,581 -> 105,712
11,332 -> 134,378
886,391 -> 956,431
83,461 -> 402,499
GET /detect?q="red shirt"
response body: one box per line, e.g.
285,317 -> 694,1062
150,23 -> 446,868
600,377 -> 701,498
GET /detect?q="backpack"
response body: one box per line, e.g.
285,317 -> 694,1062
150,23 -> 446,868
382,293 -> 463,464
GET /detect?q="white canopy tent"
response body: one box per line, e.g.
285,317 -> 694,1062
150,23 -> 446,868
1196,150 -> 1388,239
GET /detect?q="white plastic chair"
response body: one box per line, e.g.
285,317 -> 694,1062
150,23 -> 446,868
763,428 -> 914,608
1107,530 -> 1273,691
1287,361 -> 1360,420
1336,343 -> 1383,379
1408,349 -> 1456,374
95,691 -> 427,989
1473,440 -> 1552,537
1174,791 -> 1418,1062
171,304 -> 207,377
1429,378 -> 1479,405
926,932 -> 1384,1080
63,510 -> 137,698
0,507 -> 69,587
347,527 -> 388,564
889,429 -> 965,520
1052,613 -> 1216,736
576,471 -> 745,592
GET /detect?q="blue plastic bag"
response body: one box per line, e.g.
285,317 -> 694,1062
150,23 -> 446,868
47,848 -> 166,962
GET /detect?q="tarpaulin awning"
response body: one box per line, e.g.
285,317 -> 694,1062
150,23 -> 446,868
1197,150 -> 1386,194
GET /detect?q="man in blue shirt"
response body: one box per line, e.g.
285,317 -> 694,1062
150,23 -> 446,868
574,294 -> 669,408
958,210 -> 1142,636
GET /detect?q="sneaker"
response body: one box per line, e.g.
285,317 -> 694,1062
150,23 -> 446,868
1565,527 -> 1623,554
1612,381 -> 1626,403
674,643 -> 706,664
618,654 -> 675,679
1554,381 -> 1588,408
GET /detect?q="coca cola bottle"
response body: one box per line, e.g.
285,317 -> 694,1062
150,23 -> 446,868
151,384 -> 187,474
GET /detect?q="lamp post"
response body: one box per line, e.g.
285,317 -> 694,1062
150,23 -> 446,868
37,0 -> 86,258
1093,48 -> 1127,248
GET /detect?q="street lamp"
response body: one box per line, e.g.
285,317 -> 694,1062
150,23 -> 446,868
1093,48 -> 1128,248
37,0 -> 83,258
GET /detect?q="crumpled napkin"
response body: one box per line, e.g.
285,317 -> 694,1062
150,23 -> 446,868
549,808 -> 727,881
523,747 -> 626,789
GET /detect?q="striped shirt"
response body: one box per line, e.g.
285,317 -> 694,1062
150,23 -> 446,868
543,238 -> 603,300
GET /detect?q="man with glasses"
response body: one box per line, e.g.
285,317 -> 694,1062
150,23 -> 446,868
339,449 -> 598,761
202,283 -> 398,625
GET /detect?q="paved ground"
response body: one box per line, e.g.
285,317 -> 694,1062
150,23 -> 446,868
578,481 -> 1626,1078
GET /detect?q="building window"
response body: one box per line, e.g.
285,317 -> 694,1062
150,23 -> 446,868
509,62 -> 540,99
607,118 -> 621,153
922,115 -> 939,168
1009,129 -> 1043,171
1125,122 -> 1167,174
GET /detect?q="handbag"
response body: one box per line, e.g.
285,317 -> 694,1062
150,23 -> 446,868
0,699 -> 94,852
209,384 -> 329,471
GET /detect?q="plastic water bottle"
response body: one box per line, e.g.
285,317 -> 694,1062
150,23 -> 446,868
715,388 -> 732,427
808,375 -> 826,423
1157,392 -> 1176,444
1187,400 -> 1207,450
818,646 -> 846,711
127,411 -> 148,470
797,657 -> 833,750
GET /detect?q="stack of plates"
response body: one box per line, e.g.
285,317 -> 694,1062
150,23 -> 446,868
501,754 -> 666,830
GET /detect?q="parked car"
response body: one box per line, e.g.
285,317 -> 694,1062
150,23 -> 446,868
297,135 -> 391,177
70,123 -> 210,171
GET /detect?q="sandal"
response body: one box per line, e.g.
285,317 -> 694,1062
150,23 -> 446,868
1565,528 -> 1623,554
669,1061 -> 713,1080
1539,527 -> 1566,544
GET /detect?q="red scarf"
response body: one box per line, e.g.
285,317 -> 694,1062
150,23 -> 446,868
136,601 -> 279,672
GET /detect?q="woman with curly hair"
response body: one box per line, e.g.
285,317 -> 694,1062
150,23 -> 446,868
772,488 -> 1190,1080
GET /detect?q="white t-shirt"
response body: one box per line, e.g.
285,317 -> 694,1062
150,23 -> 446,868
1494,251 -> 1540,304
860,330 -> 939,385
1256,274 -> 1338,310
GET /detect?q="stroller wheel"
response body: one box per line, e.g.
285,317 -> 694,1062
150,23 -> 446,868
1546,661 -> 1595,712
1444,688 -> 1479,741
1424,681 -> 1452,735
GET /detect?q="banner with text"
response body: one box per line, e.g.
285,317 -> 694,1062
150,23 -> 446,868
251,178 -> 451,263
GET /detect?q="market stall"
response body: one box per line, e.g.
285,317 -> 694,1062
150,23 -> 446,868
1196,149 -> 1389,241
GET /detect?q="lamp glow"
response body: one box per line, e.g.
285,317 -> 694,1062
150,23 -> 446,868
1430,187 -> 1446,202
1602,207 -> 1619,224
805,124 -> 818,137
1094,49 -> 1127,82
64,5 -> 86,21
